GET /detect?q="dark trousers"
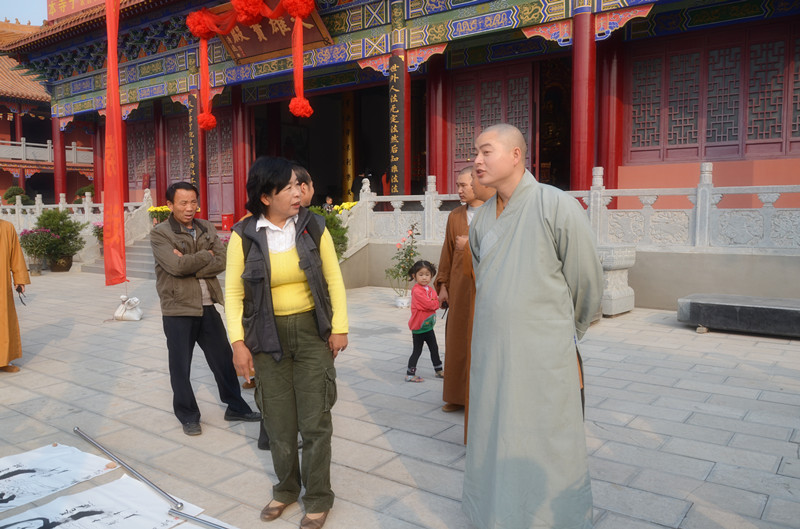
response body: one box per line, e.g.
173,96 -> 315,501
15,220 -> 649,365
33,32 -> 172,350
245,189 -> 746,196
253,310 -> 336,513
407,330 -> 442,375
162,306 -> 253,424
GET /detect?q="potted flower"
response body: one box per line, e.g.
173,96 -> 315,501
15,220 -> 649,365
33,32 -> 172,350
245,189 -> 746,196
18,228 -> 60,275
148,205 -> 171,224
385,223 -> 420,307
92,222 -> 104,255
34,209 -> 88,272
309,205 -> 349,259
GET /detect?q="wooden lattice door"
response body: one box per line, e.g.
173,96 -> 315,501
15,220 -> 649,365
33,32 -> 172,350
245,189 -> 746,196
205,109 -> 234,223
450,63 -> 534,190
127,121 -> 156,193
166,116 -> 191,186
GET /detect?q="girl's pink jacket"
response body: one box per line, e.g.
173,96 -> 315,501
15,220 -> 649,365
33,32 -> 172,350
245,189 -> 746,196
408,283 -> 439,331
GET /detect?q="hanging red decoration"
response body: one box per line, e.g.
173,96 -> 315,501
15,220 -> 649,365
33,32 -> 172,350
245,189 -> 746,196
186,0 -> 316,130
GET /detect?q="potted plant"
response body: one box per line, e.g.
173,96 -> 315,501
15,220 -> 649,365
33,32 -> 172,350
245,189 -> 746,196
385,223 -> 420,307
92,222 -> 104,255
34,209 -> 88,272
18,228 -> 60,275
148,205 -> 171,224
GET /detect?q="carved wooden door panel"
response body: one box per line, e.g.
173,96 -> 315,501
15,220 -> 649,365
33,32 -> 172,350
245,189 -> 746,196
126,122 -> 156,192
166,116 -> 190,186
205,109 -> 234,223
450,63 -> 534,190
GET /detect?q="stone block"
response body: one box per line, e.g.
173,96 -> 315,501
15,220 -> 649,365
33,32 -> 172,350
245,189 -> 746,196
591,479 -> 690,527
677,294 -> 800,338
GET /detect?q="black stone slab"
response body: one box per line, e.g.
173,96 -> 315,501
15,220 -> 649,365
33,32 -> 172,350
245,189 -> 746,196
677,294 -> 800,338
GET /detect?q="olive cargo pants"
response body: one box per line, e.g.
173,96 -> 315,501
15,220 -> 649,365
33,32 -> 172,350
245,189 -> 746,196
253,310 -> 337,513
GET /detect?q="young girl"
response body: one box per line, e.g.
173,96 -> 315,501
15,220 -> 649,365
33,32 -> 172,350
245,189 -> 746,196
406,260 -> 444,382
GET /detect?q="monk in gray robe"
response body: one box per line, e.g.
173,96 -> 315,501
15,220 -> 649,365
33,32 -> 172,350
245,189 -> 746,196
463,124 -> 603,529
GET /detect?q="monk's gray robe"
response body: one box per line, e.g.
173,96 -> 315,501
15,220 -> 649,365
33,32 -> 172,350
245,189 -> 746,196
463,170 -> 603,529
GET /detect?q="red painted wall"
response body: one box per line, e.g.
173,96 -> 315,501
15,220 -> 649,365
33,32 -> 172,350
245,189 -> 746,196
617,159 -> 800,208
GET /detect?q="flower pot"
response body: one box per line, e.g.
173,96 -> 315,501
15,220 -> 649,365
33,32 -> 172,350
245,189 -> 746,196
395,295 -> 411,308
48,255 -> 73,272
28,258 -> 43,276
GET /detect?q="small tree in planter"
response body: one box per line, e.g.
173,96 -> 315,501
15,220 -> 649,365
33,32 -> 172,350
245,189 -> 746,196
385,223 -> 420,302
35,209 -> 88,272
18,228 -> 60,275
3,186 -> 33,206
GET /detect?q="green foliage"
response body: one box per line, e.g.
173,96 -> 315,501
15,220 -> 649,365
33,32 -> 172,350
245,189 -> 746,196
385,223 -> 420,297
3,186 -> 33,205
19,229 -> 60,259
73,184 -> 95,204
35,209 -> 88,258
309,206 -> 349,259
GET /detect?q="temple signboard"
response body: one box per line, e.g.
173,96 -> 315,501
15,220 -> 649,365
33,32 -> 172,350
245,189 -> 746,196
48,0 -> 104,21
210,2 -> 333,65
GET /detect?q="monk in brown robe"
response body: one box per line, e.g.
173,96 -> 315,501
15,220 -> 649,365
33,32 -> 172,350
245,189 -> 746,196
1,219 -> 30,373
435,167 -> 494,440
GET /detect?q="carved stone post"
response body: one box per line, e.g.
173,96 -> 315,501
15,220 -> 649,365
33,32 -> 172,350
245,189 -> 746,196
596,244 -> 636,316
692,162 -> 714,247
588,167 -> 605,243
423,175 -> 441,241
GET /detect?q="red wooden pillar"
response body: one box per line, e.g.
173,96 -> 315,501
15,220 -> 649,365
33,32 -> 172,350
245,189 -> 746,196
232,85 -> 248,220
14,106 -> 23,143
18,168 -> 25,192
571,10 -> 596,191
92,122 -> 104,201
52,117 -> 67,199
426,54 -> 448,193
154,100 -> 168,206
120,118 -> 130,203
598,35 -> 623,192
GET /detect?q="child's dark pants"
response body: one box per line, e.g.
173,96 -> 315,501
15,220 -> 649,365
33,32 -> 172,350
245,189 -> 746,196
407,330 -> 442,375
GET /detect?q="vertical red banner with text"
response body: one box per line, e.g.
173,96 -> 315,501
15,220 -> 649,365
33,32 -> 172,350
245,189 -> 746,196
103,0 -> 127,285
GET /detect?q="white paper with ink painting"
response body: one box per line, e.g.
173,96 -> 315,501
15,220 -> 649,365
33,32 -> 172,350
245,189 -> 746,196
0,444 -> 117,512
0,475 -> 204,529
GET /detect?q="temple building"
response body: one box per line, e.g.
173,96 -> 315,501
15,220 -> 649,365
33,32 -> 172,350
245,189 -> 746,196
2,0 -> 799,224
0,19 -> 94,204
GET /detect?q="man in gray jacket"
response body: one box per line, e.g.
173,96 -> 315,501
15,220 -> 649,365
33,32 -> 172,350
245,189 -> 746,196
152,182 -> 260,436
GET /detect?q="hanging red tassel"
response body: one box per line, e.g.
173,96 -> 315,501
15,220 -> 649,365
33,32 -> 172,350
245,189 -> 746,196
289,97 -> 313,118
287,15 -> 312,117
284,0 -> 314,18
186,0 -> 317,124
232,0 -> 267,26
198,112 -> 218,130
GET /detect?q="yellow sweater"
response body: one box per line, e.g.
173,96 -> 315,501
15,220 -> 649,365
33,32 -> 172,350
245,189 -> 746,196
224,228 -> 348,343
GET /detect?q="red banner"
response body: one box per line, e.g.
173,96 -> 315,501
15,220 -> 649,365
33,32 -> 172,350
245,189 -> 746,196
48,0 -> 105,21
103,0 -> 127,286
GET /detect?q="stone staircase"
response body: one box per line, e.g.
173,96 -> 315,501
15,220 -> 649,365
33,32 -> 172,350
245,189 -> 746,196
82,237 -> 156,279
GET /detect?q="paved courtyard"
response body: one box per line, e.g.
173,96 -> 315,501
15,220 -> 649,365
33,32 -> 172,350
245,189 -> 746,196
1,270 -> 799,528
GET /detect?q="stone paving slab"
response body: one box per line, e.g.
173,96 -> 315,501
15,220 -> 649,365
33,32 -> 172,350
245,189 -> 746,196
1,270 -> 799,528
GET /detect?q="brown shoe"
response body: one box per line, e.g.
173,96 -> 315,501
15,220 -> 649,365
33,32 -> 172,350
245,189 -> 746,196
300,511 -> 329,529
441,403 -> 464,412
0,365 -> 20,373
260,500 -> 291,522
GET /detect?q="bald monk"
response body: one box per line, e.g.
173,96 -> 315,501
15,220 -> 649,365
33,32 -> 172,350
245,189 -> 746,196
463,124 -> 603,529
435,167 -> 494,442
1,220 -> 30,373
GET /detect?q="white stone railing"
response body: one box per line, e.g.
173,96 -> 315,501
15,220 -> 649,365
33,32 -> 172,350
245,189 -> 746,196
0,138 -> 93,164
1,189 -> 153,263
572,163 -> 800,254
341,176 -> 459,257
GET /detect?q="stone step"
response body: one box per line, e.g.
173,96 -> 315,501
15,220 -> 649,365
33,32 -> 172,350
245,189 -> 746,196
677,293 -> 800,338
81,260 -> 156,280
